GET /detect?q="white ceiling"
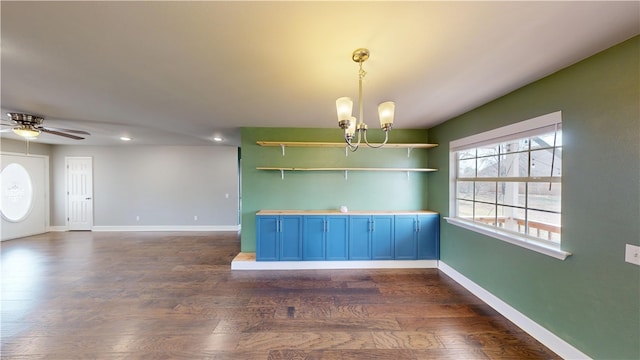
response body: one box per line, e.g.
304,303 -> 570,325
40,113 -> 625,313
1,1 -> 638,146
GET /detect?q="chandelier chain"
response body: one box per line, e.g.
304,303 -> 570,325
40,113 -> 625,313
358,61 -> 365,128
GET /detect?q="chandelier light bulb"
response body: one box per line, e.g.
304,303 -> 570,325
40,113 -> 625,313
336,97 -> 353,128
378,101 -> 395,130
345,117 -> 357,137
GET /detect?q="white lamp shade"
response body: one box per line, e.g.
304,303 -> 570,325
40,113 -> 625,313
378,101 -> 395,128
346,117 -> 356,136
336,97 -> 353,122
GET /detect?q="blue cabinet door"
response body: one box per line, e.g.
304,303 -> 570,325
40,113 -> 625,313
280,216 -> 303,261
256,216 -> 279,261
394,215 -> 417,260
326,216 -> 348,260
303,216 -> 325,260
349,216 -> 371,260
417,214 -> 439,259
371,215 -> 394,260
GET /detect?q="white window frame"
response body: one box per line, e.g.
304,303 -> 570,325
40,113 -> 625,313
445,111 -> 571,260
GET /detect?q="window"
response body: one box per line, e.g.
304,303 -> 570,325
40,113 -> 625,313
446,111 -> 570,259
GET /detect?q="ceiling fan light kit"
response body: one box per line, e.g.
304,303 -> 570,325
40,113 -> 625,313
4,112 -> 90,140
12,125 -> 41,138
7,113 -> 44,139
336,48 -> 395,152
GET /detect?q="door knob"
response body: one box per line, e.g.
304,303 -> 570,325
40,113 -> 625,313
85,197 -> 92,200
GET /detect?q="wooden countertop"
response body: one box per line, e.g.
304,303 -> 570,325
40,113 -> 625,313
256,210 -> 438,215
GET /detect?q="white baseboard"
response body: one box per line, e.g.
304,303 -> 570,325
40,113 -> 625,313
48,226 -> 68,232
231,252 -> 438,270
49,225 -> 241,232
438,261 -> 590,360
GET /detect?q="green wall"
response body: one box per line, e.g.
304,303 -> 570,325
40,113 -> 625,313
428,36 -> 639,359
240,127 -> 431,252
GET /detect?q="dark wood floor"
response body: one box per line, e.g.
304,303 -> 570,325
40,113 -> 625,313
1,231 -> 559,359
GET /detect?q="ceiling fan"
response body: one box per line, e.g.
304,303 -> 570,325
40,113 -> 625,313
1,112 -> 90,140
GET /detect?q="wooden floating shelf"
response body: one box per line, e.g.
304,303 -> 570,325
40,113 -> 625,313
256,167 -> 438,172
256,141 -> 438,149
256,166 -> 437,180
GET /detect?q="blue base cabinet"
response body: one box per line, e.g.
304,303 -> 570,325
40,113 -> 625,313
348,216 -> 371,260
370,216 -> 394,260
302,215 -> 348,260
394,214 -> 440,260
302,216 -> 326,260
257,212 -> 438,261
256,215 -> 279,261
394,215 -> 418,260
416,214 -> 439,260
280,216 -> 303,260
349,215 -> 394,260
325,216 -> 349,260
256,215 -> 302,261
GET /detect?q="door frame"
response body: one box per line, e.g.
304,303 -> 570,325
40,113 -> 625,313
65,156 -> 94,230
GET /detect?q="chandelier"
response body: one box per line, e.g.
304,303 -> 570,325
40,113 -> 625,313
336,48 -> 395,151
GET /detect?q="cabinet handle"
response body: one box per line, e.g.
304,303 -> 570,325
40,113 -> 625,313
325,220 -> 329,233
414,219 -> 417,233
417,220 -> 421,232
277,219 -> 281,233
371,220 -> 375,232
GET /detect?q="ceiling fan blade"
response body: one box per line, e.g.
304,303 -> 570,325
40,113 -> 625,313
40,128 -> 85,140
42,126 -> 90,135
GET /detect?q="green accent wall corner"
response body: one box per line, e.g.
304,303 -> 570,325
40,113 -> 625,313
428,36 -> 639,359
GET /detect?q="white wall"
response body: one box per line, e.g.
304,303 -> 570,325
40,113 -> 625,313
51,145 -> 239,228
0,138 -> 53,156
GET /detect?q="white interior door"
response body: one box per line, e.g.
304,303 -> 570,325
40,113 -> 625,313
66,157 -> 93,230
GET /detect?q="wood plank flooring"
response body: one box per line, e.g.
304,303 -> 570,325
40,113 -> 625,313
1,231 -> 560,359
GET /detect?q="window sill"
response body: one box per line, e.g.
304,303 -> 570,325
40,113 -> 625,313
444,217 -> 571,260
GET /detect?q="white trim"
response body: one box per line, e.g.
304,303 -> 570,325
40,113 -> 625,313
51,225 -> 241,232
444,217 -> 570,260
231,253 -> 437,270
91,225 -> 241,232
450,111 -> 562,151
48,226 -> 68,232
438,261 -> 590,360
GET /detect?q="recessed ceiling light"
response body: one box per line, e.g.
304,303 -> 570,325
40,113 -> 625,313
120,136 -> 132,141
213,136 -> 223,142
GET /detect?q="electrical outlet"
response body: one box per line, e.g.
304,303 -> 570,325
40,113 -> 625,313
625,244 -> 640,266
194,215 -> 198,221
136,215 -> 140,222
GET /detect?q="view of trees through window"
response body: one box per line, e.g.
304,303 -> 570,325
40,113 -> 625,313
455,127 -> 562,244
